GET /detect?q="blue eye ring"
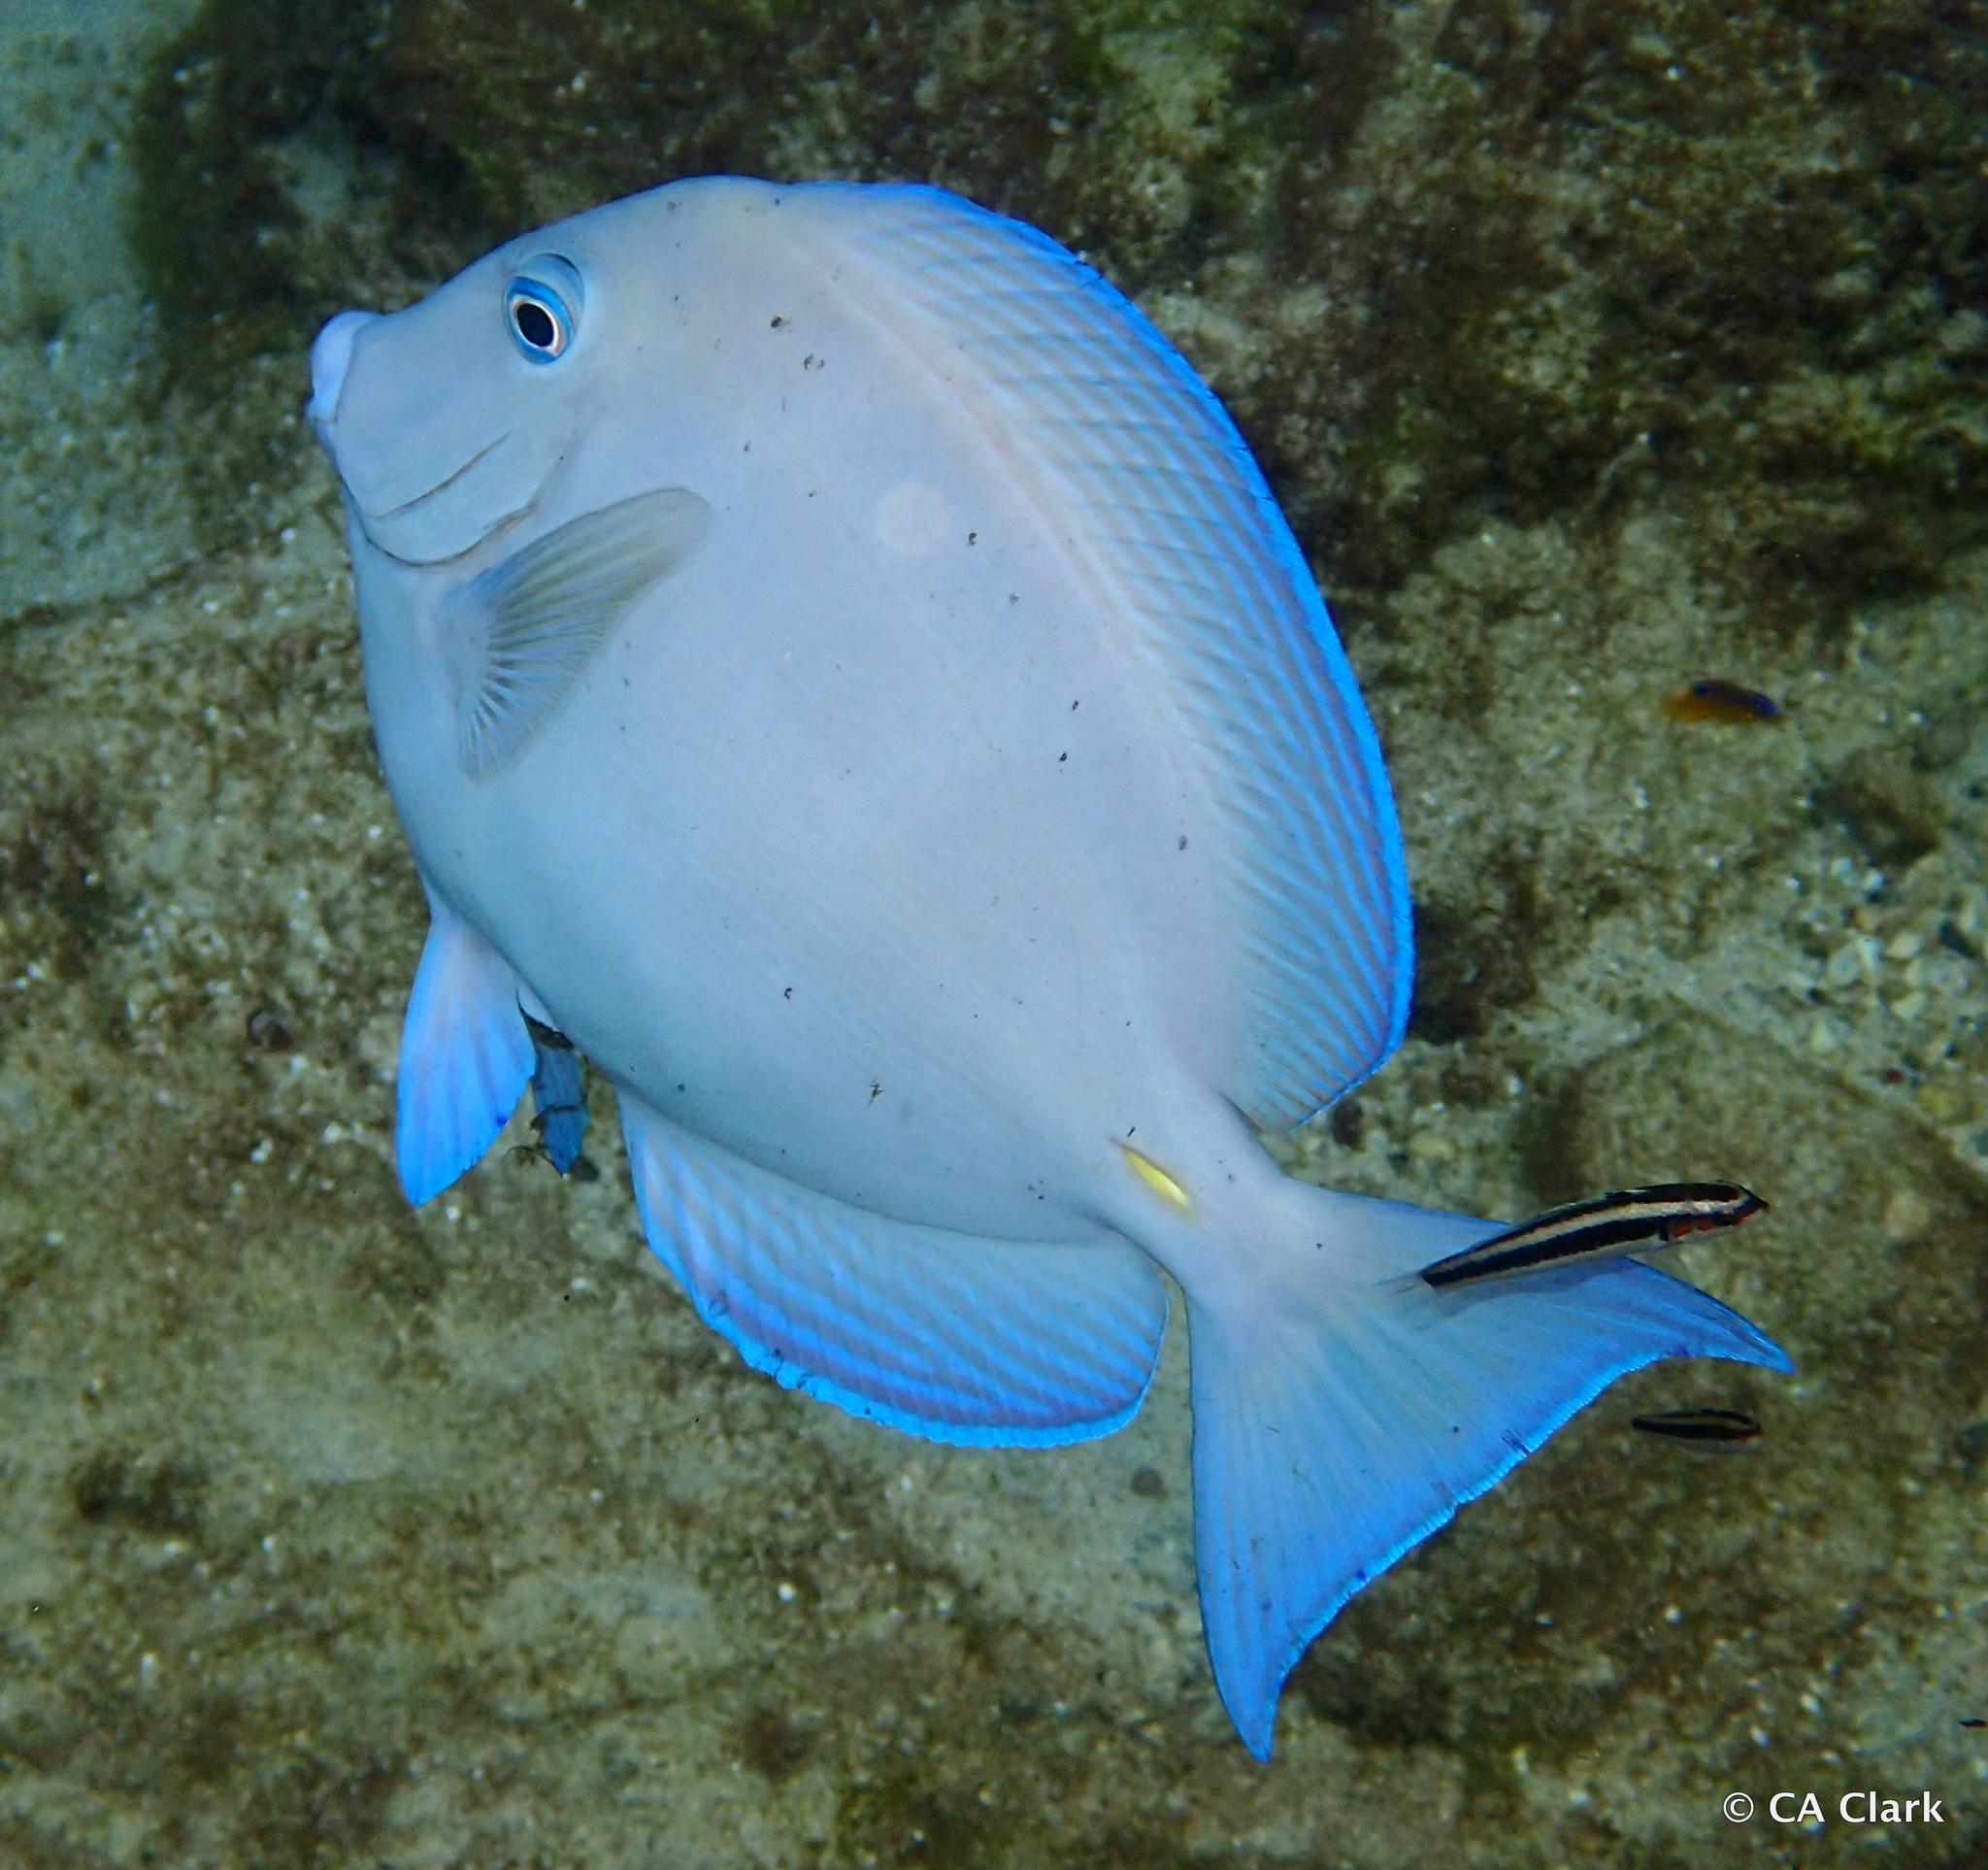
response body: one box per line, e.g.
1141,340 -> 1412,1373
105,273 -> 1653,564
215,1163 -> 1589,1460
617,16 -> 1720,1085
505,255 -> 584,362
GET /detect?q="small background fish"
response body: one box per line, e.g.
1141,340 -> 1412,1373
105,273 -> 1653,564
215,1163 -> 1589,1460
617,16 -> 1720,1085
1631,1405 -> 1765,1450
1665,680 -> 1783,724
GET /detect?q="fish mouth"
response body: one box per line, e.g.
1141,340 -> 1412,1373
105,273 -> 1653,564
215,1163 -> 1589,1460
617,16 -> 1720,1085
372,430 -> 510,517
346,431 -> 539,566
308,309 -> 377,428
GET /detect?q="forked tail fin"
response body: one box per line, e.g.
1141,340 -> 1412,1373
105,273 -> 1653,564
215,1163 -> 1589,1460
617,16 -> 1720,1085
1184,1185 -> 1789,1756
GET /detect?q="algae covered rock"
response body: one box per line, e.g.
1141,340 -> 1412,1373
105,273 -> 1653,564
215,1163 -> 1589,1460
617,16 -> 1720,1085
132,0 -> 1988,631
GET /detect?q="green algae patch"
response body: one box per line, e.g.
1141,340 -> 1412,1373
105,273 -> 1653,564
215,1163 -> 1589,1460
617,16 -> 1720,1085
1237,1 -> 1988,630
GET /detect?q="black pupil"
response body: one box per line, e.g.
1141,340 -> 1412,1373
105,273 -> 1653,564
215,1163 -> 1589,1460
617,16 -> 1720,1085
514,298 -> 558,350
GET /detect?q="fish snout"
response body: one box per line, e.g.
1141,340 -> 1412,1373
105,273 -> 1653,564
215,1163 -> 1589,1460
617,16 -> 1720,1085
302,287 -> 572,564
308,310 -> 380,430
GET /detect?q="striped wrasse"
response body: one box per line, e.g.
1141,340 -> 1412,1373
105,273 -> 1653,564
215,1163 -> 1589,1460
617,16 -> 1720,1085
1630,1406 -> 1763,1449
1417,1183 -> 1767,1289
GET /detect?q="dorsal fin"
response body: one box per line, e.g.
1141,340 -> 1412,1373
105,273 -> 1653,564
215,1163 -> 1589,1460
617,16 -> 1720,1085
827,185 -> 1411,1130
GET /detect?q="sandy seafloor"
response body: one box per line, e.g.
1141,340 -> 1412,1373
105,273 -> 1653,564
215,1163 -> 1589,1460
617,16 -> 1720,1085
1,1 -> 1985,1865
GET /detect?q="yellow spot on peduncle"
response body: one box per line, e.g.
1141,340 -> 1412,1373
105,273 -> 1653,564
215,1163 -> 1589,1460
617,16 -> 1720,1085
1120,1144 -> 1191,1213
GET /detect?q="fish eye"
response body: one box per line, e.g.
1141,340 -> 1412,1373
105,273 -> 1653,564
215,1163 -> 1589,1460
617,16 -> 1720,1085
504,256 -> 584,363
509,288 -> 566,356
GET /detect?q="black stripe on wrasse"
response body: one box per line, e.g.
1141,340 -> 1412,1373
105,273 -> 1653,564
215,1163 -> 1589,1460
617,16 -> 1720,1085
1416,1183 -> 1767,1289
1631,1407 -> 1763,1448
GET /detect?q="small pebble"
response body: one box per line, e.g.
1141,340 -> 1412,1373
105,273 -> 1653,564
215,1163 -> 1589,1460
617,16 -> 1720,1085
1879,1187 -> 1933,1245
245,1008 -> 294,1051
1823,942 -> 1870,988
1918,1081 -> 1974,1124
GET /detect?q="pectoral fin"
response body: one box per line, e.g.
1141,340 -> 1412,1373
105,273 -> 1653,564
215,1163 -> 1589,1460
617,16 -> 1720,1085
442,487 -> 712,780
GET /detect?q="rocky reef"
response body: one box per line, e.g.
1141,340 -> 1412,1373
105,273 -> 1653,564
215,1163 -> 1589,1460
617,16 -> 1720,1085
0,0 -> 1983,1863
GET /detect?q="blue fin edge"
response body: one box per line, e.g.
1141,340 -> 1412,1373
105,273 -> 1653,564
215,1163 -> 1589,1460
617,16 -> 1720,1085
695,1286 -> 1157,1450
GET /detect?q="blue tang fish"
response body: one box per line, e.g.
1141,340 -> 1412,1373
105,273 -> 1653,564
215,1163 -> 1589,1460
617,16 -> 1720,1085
307,177 -> 1789,1756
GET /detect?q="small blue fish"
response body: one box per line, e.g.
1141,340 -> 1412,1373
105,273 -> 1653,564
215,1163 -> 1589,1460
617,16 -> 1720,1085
308,178 -> 1789,1756
525,1018 -> 588,1173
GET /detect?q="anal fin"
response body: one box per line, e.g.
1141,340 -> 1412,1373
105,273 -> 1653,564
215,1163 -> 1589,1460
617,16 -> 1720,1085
620,1096 -> 1168,1446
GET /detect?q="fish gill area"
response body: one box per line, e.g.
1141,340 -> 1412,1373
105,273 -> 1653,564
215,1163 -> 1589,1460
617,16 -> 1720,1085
0,0 -> 1984,1866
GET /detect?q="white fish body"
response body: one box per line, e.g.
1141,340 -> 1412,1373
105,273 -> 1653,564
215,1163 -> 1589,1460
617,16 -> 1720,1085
310,177 -> 1787,1756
